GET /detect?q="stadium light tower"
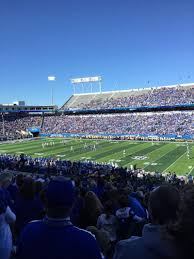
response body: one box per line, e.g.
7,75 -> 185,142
70,76 -> 102,94
48,76 -> 56,105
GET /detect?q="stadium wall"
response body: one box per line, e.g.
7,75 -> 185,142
40,133 -> 194,141
62,104 -> 194,115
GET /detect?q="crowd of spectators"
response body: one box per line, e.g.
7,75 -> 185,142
42,112 -> 193,136
72,86 -> 194,110
0,153 -> 194,259
0,114 -> 41,140
0,111 -> 193,140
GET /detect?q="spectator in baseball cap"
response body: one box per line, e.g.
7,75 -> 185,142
17,176 -> 102,259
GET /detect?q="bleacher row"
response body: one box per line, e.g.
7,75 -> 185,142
62,84 -> 194,110
0,111 -> 193,139
42,112 -> 193,136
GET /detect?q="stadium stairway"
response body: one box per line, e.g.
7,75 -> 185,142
41,113 -> 45,129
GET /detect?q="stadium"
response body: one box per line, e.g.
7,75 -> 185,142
0,81 -> 193,177
1,81 -> 194,259
1,1 -> 194,259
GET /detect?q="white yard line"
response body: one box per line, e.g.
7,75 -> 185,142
143,146 -> 176,169
107,139 -> 194,144
162,151 -> 187,173
187,167 -> 194,176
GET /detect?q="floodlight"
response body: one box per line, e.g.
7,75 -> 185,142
48,76 -> 56,81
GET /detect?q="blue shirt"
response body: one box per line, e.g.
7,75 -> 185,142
17,217 -> 102,259
129,195 -> 147,219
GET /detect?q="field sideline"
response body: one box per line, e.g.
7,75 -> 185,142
0,138 -> 194,176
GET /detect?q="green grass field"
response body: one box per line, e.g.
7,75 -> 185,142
0,138 -> 194,176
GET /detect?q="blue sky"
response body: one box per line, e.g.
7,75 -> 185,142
0,0 -> 194,106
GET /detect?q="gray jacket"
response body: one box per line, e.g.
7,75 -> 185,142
114,224 -> 178,259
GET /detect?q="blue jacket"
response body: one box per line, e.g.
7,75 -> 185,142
17,217 -> 102,259
129,195 -> 148,219
114,224 -> 178,259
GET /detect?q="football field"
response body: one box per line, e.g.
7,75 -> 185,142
0,138 -> 194,176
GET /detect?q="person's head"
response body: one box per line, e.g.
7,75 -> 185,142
167,186 -> 194,259
85,191 -> 103,209
104,200 -> 113,219
34,180 -> 43,195
107,188 -> 118,201
20,177 -> 35,199
123,185 -> 134,195
149,185 -> 180,225
0,172 -> 12,188
97,177 -> 104,187
16,174 -> 24,188
118,194 -> 129,208
89,179 -> 97,189
44,176 -> 75,219
135,191 -> 144,202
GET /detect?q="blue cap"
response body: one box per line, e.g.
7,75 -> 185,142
46,177 -> 75,208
